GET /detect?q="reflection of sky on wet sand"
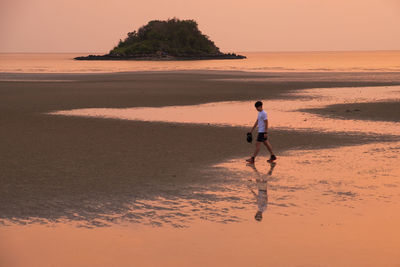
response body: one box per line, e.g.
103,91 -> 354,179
49,86 -> 400,136
216,142 -> 400,216
3,141 -> 397,229
35,85 -> 400,225
3,86 -> 400,266
2,141 -> 400,267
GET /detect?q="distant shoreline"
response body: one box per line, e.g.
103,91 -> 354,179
2,51 -> 400,73
74,54 -> 246,61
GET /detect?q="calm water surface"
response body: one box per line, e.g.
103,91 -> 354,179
49,86 -> 400,136
2,51 -> 400,73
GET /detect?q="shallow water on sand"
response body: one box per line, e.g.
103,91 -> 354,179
2,141 -> 400,266
49,85 -> 400,136
2,86 -> 400,266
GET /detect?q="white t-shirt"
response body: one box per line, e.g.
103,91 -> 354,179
257,190 -> 268,212
257,110 -> 268,133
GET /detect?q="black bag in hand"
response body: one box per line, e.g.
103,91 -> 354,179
246,132 -> 253,143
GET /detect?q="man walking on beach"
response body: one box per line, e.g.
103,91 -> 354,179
246,101 -> 277,164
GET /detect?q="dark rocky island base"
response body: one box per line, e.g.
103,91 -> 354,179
75,18 -> 246,61
74,53 -> 246,61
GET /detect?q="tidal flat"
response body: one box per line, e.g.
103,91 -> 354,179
1,71 -> 400,267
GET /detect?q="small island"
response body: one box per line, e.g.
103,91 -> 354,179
75,18 -> 246,61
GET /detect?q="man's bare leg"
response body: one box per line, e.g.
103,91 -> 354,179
263,140 -> 274,156
264,140 -> 277,162
253,142 -> 262,157
246,142 -> 262,164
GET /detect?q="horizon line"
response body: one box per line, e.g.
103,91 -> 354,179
1,49 -> 400,54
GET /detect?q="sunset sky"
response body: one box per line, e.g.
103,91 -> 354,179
1,0 -> 400,53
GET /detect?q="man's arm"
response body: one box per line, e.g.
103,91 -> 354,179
250,119 -> 258,133
250,188 -> 258,198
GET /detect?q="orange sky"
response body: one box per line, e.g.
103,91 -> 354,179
1,0 -> 399,53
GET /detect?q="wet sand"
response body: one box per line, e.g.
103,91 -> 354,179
1,71 -> 400,223
303,101 -> 400,122
1,71 -> 400,266
2,141 -> 400,267
1,203 -> 399,267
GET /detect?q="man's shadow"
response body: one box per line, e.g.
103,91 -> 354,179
247,162 -> 276,221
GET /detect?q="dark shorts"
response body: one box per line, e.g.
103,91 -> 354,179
257,132 -> 268,142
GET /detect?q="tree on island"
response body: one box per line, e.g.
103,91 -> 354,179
75,18 -> 245,60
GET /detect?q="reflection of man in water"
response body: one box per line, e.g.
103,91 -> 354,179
248,162 -> 276,221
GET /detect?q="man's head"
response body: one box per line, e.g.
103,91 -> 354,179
254,101 -> 263,111
254,211 -> 263,221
